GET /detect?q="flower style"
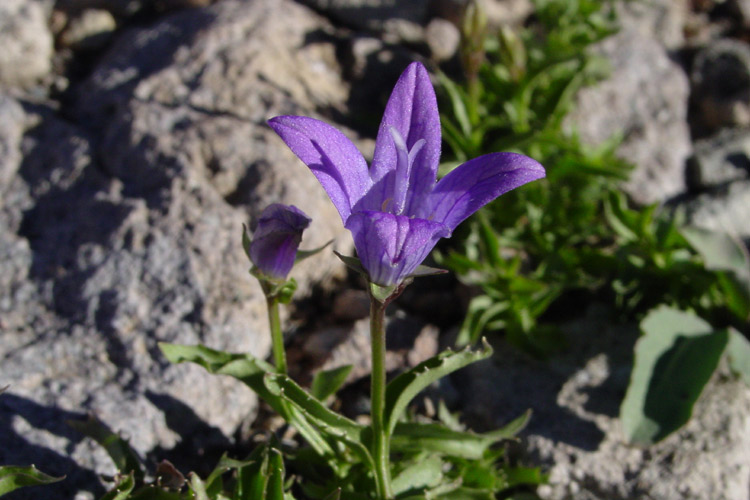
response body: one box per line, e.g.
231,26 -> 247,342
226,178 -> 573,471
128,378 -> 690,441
249,203 -> 311,280
269,62 -> 545,286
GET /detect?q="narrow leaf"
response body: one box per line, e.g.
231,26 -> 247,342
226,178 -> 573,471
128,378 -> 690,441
311,365 -> 353,401
159,343 -> 332,456
391,455 -> 443,495
385,340 -> 493,435
98,473 -> 135,500
0,465 -> 64,497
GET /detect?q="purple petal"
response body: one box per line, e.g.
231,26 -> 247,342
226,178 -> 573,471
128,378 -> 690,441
426,153 -> 546,230
250,204 -> 311,280
367,62 -> 441,213
268,116 -> 372,222
345,211 -> 450,286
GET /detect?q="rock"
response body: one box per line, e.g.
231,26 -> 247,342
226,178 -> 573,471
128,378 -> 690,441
298,312 -> 440,384
683,180 -> 750,240
59,8 -> 118,51
686,128 -> 750,191
729,0 -> 750,28
616,0 -> 688,50
566,28 -> 691,205
456,305 -> 750,500
0,0 -> 54,89
425,17 -> 461,62
691,39 -> 750,134
297,0 -> 429,32
332,289 -> 370,321
1,0 -> 356,498
481,0 -> 533,28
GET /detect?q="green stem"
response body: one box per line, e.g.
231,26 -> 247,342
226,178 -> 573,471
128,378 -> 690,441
369,294 -> 393,500
267,296 -> 287,375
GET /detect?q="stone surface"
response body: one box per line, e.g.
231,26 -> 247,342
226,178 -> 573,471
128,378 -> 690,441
425,17 -> 461,61
59,8 -> 118,50
616,0 -> 688,49
567,27 -> 692,205
0,0 -> 54,89
295,312 -> 440,384
456,305 -> 750,500
683,180 -> 750,240
0,0 -> 354,498
691,39 -> 750,134
686,128 -> 750,191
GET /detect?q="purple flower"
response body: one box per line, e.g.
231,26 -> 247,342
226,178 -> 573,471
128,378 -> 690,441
269,62 -> 545,286
249,204 -> 311,280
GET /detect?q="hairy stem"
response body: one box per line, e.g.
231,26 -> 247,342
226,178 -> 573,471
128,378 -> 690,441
369,294 -> 393,499
267,296 -> 287,375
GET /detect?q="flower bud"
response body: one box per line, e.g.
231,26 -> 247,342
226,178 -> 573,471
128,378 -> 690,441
248,204 -> 311,280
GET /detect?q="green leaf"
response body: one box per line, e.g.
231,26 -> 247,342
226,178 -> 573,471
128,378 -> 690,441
620,306 -> 729,445
0,465 -> 64,497
727,330 -> 750,386
159,343 -> 332,457
681,226 -> 750,272
384,341 -> 493,436
391,421 -> 515,460
311,365 -> 353,402
67,414 -> 144,481
264,374 -> 367,451
189,473 -> 210,500
296,240 -> 333,263
236,444 -> 270,500
266,448 -> 286,500
391,455 -> 443,496
98,473 -> 135,500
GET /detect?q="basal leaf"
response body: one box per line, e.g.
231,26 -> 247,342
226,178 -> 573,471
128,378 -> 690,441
311,365 -> 353,402
98,473 -> 135,500
264,373 -> 372,467
159,343 -> 331,457
266,448 -> 286,500
384,341 -> 493,436
391,455 -> 443,496
0,465 -> 64,497
620,306 -> 729,445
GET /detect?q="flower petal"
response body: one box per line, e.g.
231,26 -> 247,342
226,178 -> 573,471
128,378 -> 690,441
367,62 -> 441,213
268,116 -> 372,222
427,153 -> 546,230
250,204 -> 311,280
346,211 -> 450,286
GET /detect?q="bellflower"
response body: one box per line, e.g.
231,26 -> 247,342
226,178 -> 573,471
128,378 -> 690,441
249,203 -> 311,281
269,62 -> 545,286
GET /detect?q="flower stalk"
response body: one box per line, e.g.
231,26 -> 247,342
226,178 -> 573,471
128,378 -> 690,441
266,294 -> 287,375
369,290 -> 393,500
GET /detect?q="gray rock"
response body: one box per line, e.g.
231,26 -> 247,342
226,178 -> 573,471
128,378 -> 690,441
298,312 -> 440,384
0,0 -> 54,89
456,305 -> 750,500
567,27 -> 691,204
481,0 -> 533,28
683,180 -> 750,240
686,128 -> 750,191
691,39 -> 750,134
1,0 -> 355,498
616,0 -> 688,50
296,0 -> 429,32
425,17 -> 461,62
58,8 -> 118,51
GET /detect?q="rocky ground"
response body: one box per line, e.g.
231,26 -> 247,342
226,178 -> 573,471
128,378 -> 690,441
1,0 -> 749,499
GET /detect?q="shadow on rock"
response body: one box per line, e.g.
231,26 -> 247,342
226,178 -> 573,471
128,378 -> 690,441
0,392 -> 105,500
